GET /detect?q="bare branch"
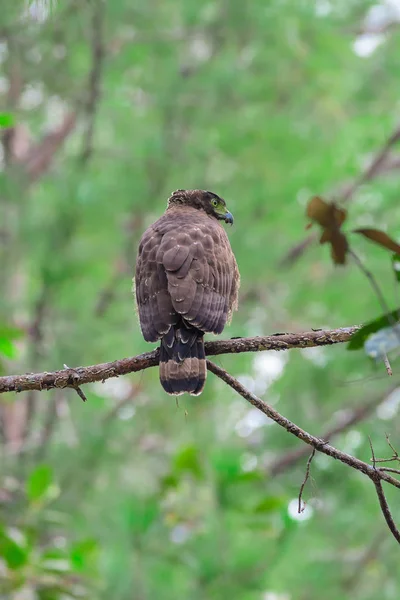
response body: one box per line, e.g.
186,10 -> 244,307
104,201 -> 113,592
374,480 -> 400,544
0,326 -> 359,395
378,467 -> 400,475
206,361 -> 400,487
348,248 -> 393,318
269,385 -> 399,476
74,387 -> 88,402
298,448 -> 316,513
207,360 -> 400,543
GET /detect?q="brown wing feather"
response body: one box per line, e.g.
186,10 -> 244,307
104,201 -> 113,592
162,216 -> 238,335
135,207 -> 239,342
135,225 -> 177,342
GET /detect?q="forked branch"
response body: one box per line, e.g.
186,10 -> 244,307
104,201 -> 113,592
207,360 -> 400,544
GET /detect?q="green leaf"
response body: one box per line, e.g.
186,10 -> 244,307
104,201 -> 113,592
0,112 -> 15,128
0,337 -> 19,359
126,498 -> 159,535
27,465 -> 54,502
347,309 -> 400,350
392,254 -> 400,283
254,496 -> 286,513
0,326 -> 24,358
0,528 -> 28,570
0,326 -> 24,339
173,445 -> 202,478
70,538 -> 98,571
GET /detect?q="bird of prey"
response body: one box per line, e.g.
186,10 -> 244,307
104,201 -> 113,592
134,189 -> 240,396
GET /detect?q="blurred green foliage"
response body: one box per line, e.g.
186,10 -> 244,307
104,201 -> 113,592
1,0 -> 400,599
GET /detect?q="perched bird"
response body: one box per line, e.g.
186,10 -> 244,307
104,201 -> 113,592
134,189 -> 240,395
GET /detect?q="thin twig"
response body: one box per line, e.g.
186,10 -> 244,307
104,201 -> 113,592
74,387 -> 87,402
374,434 -> 400,464
374,480 -> 400,544
348,248 -> 393,317
298,448 -> 316,513
0,326 -> 360,395
207,360 -> 400,543
369,435 -> 377,468
386,433 -> 398,457
378,467 -> 400,475
383,354 -> 393,376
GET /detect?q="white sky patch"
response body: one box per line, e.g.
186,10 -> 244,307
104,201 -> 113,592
353,33 -> 385,57
386,0 -> 400,18
117,405 -> 136,421
44,95 -> 69,131
189,35 -> 213,62
170,524 -> 191,545
24,0 -> 56,24
315,453 -> 332,471
235,407 -> 272,438
377,386 -> 400,419
342,429 -> 364,454
241,452 -> 258,472
287,498 -> 314,522
92,377 -> 133,401
263,593 -> 291,600
315,0 -> 332,17
12,587 -> 35,600
253,351 -> 288,392
19,83 -> 44,110
301,346 -> 329,367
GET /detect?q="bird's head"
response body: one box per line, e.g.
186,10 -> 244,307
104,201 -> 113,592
167,189 -> 234,224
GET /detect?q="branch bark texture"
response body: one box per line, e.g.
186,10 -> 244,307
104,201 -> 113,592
0,326 -> 359,395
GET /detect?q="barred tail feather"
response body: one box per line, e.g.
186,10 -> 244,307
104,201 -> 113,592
160,324 -> 206,396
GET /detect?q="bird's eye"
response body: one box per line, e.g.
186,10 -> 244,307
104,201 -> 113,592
211,199 -> 218,207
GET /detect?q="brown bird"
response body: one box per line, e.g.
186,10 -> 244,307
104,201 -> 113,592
134,189 -> 240,395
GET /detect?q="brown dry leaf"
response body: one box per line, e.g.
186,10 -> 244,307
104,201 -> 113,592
353,228 -> 400,255
329,230 -> 349,265
307,196 -> 347,229
306,196 -> 348,265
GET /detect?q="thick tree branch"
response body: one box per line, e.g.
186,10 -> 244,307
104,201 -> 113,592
0,326 -> 358,395
207,360 -> 400,544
